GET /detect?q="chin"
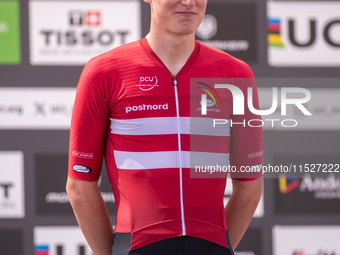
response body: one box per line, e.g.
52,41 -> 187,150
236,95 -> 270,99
173,26 -> 199,36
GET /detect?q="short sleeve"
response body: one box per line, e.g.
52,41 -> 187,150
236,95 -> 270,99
68,59 -> 110,182
229,66 -> 263,180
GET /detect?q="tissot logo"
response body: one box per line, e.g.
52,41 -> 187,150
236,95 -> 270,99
136,76 -> 159,91
39,8 -> 127,46
69,10 -> 101,27
40,8 -> 127,47
29,1 -> 141,65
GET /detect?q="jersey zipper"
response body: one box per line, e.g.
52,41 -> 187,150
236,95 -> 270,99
173,74 -> 186,236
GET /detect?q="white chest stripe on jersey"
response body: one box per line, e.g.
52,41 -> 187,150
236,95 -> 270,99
113,150 -> 230,170
110,117 -> 231,136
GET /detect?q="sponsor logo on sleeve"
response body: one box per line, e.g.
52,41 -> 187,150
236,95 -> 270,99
73,165 -> 92,173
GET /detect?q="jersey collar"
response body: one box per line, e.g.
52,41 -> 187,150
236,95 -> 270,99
139,37 -> 200,76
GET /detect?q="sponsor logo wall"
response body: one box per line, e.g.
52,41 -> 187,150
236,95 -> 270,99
196,3 -> 257,62
273,225 -> 340,255
33,226 -> 261,255
36,154 -> 115,215
267,1 -> 340,66
2,86 -> 338,130
1,1 -> 340,255
0,0 -> 21,64
29,0 -> 141,65
0,151 -> 24,218
34,226 -> 94,255
274,155 -> 340,214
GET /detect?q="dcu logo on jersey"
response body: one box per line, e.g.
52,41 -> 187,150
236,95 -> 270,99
136,76 -> 159,91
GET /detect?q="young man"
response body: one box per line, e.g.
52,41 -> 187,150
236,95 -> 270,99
66,0 -> 263,254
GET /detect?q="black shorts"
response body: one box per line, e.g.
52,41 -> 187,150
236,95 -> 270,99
111,232 -> 234,255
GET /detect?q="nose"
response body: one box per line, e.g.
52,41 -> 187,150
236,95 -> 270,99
181,0 -> 195,8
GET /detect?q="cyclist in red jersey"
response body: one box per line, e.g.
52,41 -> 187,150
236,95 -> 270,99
66,0 -> 263,255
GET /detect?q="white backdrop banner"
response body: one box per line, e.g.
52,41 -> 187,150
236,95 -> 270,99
0,88 -> 76,129
0,151 -> 24,218
273,225 -> 340,255
34,226 -> 93,255
1,87 -> 339,130
267,1 -> 340,67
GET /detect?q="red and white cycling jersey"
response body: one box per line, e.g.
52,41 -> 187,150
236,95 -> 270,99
68,37 -> 263,250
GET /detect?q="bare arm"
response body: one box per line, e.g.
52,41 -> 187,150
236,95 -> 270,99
66,177 -> 114,255
224,178 -> 262,250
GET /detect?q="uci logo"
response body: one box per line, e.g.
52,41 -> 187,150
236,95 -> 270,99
136,76 -> 159,91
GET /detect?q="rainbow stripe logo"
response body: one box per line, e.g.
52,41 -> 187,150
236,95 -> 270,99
279,173 -> 300,194
268,18 -> 284,48
197,82 -> 222,107
35,245 -> 48,255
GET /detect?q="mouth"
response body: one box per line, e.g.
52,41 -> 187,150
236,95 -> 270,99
175,11 -> 197,16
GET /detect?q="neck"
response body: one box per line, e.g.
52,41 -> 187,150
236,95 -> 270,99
146,26 -> 196,75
